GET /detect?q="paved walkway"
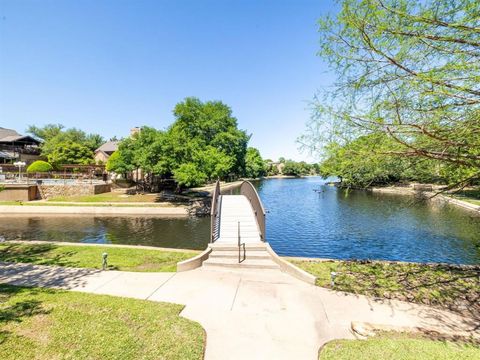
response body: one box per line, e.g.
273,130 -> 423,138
0,262 -> 477,359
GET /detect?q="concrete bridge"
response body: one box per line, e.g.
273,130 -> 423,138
201,180 -> 281,270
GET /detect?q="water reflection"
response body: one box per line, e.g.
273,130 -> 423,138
0,215 -> 210,250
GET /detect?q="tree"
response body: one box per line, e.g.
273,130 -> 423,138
245,147 -> 266,178
47,142 -> 94,166
27,124 -> 104,166
301,0 -> 480,188
173,163 -> 207,188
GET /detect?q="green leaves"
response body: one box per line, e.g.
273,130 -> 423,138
304,0 -> 480,187
27,124 -> 104,167
109,97 -> 249,187
26,160 -> 53,173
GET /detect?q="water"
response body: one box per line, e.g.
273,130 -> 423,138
253,177 -> 480,264
0,177 -> 479,264
0,215 -> 210,250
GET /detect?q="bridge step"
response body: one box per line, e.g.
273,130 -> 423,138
209,250 -> 271,259
203,257 -> 279,270
209,243 -> 267,251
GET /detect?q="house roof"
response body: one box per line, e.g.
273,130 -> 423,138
0,127 -> 21,139
0,127 -> 41,145
95,141 -> 119,153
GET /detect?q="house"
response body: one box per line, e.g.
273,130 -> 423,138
94,141 -> 119,164
0,127 -> 42,164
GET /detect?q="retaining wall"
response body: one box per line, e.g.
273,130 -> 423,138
37,184 -> 111,199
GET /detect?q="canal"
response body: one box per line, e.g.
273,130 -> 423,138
0,177 -> 479,264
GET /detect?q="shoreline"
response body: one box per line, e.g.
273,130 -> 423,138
2,240 -> 200,253
0,204 -> 189,216
369,185 -> 480,213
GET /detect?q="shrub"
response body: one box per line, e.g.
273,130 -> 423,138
27,160 -> 53,173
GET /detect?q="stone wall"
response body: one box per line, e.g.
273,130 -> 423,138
37,184 -> 111,199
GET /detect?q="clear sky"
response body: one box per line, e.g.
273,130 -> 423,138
0,0 -> 337,162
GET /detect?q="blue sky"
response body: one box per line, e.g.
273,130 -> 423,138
0,0 -> 337,161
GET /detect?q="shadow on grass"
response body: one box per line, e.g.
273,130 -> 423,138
0,243 -> 80,268
320,261 -> 480,323
0,285 -> 52,344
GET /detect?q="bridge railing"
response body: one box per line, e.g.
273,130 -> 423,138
240,181 -> 266,241
210,179 -> 221,243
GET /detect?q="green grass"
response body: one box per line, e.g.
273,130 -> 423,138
293,260 -> 479,318
0,284 -> 205,360
48,192 -> 167,203
0,243 -> 199,272
319,332 -> 479,360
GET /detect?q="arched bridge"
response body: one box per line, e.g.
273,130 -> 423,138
210,180 -> 266,244
202,180 -> 278,269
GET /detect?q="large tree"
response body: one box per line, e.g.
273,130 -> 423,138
109,97 -> 250,188
301,0 -> 480,187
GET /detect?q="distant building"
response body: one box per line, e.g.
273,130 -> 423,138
94,141 -> 119,164
0,127 -> 42,164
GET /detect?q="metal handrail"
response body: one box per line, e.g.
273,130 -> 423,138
240,181 -> 266,241
210,180 -> 221,243
238,221 -> 245,263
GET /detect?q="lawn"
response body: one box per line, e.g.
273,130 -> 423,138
0,243 -> 199,272
0,284 -> 205,360
319,332 -> 479,360
293,260 -> 479,319
47,192 -> 167,203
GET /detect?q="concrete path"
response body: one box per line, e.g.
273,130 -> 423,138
0,262 -> 477,360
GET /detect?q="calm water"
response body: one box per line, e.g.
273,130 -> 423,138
0,177 -> 479,264
253,177 -> 480,264
0,215 -> 210,250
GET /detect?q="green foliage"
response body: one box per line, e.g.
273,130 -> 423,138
113,97 -> 250,187
173,163 -> 207,188
106,151 -> 124,172
266,162 -> 279,176
302,0 -> 480,187
27,124 -> 103,166
26,160 -> 53,173
245,147 -> 266,178
282,160 -> 313,177
47,141 -> 93,166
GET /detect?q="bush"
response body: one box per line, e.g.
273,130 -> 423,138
26,160 -> 53,173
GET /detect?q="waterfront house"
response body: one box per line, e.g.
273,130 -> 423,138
0,127 -> 42,164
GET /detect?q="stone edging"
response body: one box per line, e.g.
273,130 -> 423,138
437,194 -> 480,213
0,205 -> 189,216
265,243 -> 317,284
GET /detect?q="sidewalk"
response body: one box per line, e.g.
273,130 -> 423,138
0,262 -> 477,360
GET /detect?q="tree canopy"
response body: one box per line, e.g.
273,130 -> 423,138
108,97 -> 250,187
245,147 -> 267,179
300,0 -> 480,188
27,124 -> 104,167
